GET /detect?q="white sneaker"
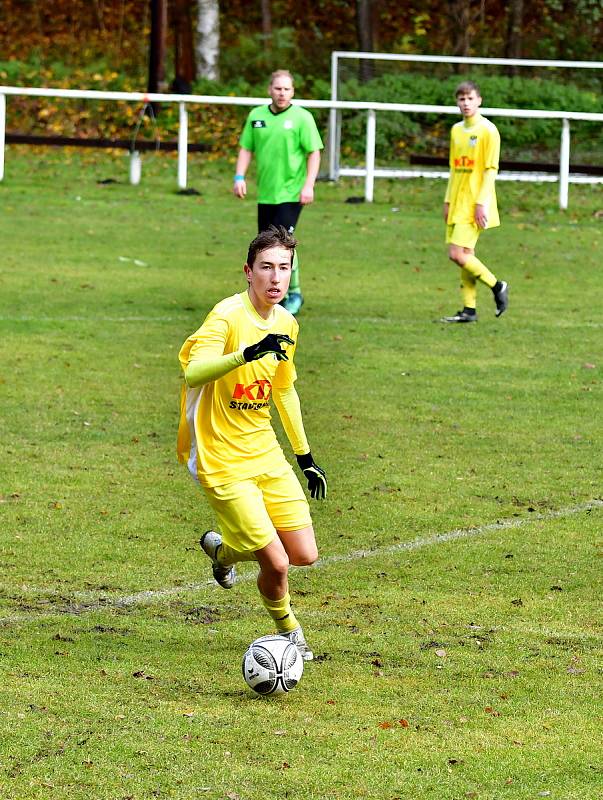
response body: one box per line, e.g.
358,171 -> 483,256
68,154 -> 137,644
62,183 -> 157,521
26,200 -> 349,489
200,530 -> 236,589
281,626 -> 314,661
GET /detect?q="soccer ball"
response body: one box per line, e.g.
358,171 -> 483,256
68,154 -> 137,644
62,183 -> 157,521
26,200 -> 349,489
242,634 -> 304,695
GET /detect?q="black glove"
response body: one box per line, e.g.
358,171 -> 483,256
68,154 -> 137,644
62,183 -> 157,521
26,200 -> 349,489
296,453 -> 327,500
243,333 -> 295,363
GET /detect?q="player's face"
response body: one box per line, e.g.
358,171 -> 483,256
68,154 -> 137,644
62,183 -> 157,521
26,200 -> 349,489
269,78 -> 294,111
457,90 -> 482,119
245,246 -> 292,316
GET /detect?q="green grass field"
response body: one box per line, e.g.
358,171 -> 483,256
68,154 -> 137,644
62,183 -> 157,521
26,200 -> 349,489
0,147 -> 602,800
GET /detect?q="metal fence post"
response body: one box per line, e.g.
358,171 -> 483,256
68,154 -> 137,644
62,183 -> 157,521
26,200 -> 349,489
129,150 -> 141,185
328,52 -> 338,180
178,101 -> 188,190
365,109 -> 376,202
0,94 -> 5,181
559,118 -> 570,210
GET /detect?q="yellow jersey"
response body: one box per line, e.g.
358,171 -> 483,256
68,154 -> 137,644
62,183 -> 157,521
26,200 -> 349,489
445,113 -> 500,228
177,291 -> 299,488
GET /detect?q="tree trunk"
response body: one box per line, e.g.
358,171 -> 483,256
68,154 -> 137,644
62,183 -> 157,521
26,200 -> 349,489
505,0 -> 524,75
261,0 -> 272,48
148,0 -> 168,93
356,0 -> 374,83
196,0 -> 220,81
173,0 -> 196,93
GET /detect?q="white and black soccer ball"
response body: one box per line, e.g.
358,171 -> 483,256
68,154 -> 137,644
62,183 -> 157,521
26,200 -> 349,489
242,634 -> 304,695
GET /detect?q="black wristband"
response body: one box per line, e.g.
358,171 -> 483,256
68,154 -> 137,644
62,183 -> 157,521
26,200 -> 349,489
296,453 -> 313,470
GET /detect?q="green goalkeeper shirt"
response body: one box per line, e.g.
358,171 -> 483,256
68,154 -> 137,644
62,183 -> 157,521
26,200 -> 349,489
239,104 -> 323,205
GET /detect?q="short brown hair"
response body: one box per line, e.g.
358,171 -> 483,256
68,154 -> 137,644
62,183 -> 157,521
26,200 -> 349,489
455,80 -> 481,97
269,69 -> 294,86
246,225 -> 297,268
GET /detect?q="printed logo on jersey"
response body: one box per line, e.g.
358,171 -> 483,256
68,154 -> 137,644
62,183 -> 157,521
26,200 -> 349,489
283,120 -> 294,129
469,135 -> 478,147
230,379 -> 272,410
252,120 -> 267,128
454,155 -> 475,170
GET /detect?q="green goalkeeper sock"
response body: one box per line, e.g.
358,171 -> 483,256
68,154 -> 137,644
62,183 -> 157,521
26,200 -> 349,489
288,249 -> 301,294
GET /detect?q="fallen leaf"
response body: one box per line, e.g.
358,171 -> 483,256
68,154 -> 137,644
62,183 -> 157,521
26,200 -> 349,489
484,706 -> 501,717
399,719 -> 409,728
378,721 -> 393,729
582,363 -> 596,369
435,648 -> 447,658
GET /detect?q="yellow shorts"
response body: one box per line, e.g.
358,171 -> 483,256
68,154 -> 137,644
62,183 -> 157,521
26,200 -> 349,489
202,463 -> 311,553
446,222 -> 481,250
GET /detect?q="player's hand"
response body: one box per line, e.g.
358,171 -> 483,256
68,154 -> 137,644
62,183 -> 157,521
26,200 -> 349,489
300,185 -> 315,205
233,179 -> 247,198
296,453 -> 327,500
243,333 -> 295,362
443,202 -> 450,223
475,204 -> 488,229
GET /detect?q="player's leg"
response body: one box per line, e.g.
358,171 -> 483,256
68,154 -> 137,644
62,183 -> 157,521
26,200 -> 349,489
443,224 -> 508,322
460,267 -> 478,314
445,224 -> 508,318
259,465 -> 318,659
200,478 -> 275,588
267,202 -> 304,315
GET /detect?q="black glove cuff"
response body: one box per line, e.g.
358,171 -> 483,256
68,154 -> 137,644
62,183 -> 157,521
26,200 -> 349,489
296,453 -> 313,471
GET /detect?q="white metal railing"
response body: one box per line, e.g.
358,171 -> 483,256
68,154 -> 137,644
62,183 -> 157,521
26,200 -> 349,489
1,84 -> 603,208
329,51 -> 603,207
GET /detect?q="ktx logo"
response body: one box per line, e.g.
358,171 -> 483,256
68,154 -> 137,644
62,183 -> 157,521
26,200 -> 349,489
232,379 -> 272,401
454,155 -> 475,168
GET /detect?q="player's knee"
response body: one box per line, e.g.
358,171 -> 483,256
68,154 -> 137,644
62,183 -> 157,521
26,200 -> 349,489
291,545 -> 318,567
263,552 -> 290,579
448,248 -> 464,266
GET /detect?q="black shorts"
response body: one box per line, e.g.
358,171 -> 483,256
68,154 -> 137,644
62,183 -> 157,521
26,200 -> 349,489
257,202 -> 303,235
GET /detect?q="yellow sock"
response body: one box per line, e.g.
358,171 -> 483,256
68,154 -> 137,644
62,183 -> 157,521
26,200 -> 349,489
218,541 -> 257,565
460,267 -> 477,310
260,591 -> 299,634
463,254 -> 497,288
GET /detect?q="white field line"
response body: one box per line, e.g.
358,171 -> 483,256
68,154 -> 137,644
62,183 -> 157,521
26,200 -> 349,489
0,499 -> 600,627
1,314 -> 603,330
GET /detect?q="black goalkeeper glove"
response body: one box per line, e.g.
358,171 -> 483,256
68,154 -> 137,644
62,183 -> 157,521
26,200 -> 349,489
243,333 -> 295,363
296,453 -> 327,500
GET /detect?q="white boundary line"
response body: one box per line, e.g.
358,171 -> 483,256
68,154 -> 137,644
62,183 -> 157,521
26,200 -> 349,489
1,314 -> 603,330
0,499 -> 600,626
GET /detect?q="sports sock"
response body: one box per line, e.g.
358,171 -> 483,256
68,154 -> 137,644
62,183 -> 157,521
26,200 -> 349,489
217,541 -> 257,565
463,254 -> 497,288
492,280 -> 504,295
260,591 -> 299,634
288,249 -> 301,294
460,267 -> 477,310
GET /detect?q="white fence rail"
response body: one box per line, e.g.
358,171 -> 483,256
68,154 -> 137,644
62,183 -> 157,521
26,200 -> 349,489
1,84 -> 603,208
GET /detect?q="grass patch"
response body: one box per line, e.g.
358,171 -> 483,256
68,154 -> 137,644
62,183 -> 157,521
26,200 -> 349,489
0,147 -> 602,799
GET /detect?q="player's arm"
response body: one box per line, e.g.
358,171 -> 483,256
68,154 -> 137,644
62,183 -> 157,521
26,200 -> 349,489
273,385 -> 327,500
475,126 -> 500,228
233,148 -> 252,198
185,334 -> 295,388
475,169 -> 497,228
300,150 -> 321,205
443,129 -> 454,222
